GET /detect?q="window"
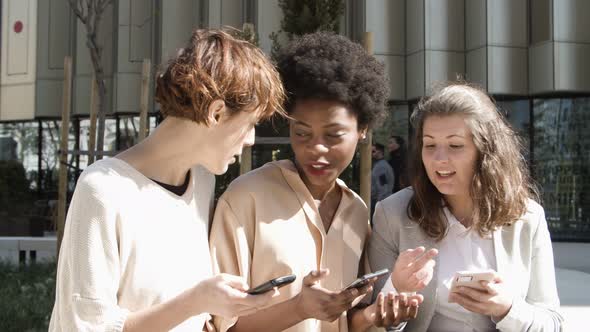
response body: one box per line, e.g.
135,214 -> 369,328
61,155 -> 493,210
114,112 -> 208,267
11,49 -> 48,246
497,99 -> 531,157
118,116 -> 140,151
533,98 -> 590,241
390,104 -> 410,143
0,122 -> 39,189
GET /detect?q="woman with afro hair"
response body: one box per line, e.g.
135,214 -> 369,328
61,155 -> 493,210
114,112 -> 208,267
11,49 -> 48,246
210,32 -> 424,332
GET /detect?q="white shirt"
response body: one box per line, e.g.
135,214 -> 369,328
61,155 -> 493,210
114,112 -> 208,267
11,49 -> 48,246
381,208 -> 497,332
49,158 -> 215,332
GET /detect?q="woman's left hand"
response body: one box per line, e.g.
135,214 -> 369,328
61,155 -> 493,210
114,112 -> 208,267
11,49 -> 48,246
448,275 -> 513,321
362,292 -> 423,328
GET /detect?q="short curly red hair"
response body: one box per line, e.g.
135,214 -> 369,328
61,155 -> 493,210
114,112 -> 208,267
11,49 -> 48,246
155,29 -> 285,124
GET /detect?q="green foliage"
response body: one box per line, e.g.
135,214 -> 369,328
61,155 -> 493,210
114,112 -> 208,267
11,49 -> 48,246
231,23 -> 259,46
270,0 -> 345,59
0,260 -> 57,331
279,0 -> 344,37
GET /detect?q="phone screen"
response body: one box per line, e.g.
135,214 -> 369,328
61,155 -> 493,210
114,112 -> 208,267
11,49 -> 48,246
343,269 -> 389,290
449,270 -> 496,292
247,274 -> 296,295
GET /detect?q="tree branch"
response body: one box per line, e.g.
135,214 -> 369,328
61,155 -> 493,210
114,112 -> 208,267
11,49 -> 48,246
68,0 -> 113,162
68,0 -> 87,25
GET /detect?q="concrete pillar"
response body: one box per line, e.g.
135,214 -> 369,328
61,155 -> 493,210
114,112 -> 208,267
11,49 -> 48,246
366,0 -> 405,100
35,0 -> 73,118
406,0 -> 465,99
114,0 -> 155,114
529,0 -> 590,94
466,0 -> 528,95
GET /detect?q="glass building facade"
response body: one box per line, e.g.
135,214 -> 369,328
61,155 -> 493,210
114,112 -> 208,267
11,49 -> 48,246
1,0 -> 590,242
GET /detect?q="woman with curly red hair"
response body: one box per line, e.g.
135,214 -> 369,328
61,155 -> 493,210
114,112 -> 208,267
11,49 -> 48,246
49,29 -> 285,332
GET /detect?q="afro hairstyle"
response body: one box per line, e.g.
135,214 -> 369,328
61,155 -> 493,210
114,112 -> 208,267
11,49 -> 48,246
276,31 -> 389,129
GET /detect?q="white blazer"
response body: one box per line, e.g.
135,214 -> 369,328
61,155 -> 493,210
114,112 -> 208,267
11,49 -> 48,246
368,188 -> 563,332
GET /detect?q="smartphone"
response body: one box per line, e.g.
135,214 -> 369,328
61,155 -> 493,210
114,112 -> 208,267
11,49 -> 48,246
343,269 -> 389,290
449,270 -> 496,292
247,274 -> 297,295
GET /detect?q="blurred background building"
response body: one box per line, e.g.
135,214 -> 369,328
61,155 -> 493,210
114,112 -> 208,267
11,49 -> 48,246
1,0 -> 589,329
0,0 -> 589,240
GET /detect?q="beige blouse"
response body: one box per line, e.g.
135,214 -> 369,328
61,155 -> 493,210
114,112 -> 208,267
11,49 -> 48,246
210,160 -> 370,332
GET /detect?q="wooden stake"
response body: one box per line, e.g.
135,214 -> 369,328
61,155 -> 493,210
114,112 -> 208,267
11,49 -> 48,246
239,22 -> 255,175
240,146 -> 252,175
138,59 -> 151,141
360,32 -> 374,212
57,56 -> 73,259
88,74 -> 98,165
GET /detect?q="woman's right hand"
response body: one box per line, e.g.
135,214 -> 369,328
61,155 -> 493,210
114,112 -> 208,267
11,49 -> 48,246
391,247 -> 438,293
293,269 -> 373,322
189,273 -> 278,318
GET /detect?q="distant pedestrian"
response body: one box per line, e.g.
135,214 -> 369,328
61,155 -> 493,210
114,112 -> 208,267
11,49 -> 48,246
388,135 -> 408,193
371,142 -> 394,214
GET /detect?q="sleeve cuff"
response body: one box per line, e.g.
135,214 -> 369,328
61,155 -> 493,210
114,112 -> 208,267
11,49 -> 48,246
380,276 -> 416,297
213,315 -> 238,332
494,297 -> 533,331
104,307 -> 129,332
71,295 -> 130,332
386,321 -> 407,332
380,275 -> 399,295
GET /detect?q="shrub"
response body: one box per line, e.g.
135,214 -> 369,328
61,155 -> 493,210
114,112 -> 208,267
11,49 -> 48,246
0,260 -> 56,331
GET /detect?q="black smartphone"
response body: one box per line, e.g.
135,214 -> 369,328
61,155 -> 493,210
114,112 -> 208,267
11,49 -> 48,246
247,274 -> 297,295
343,269 -> 389,290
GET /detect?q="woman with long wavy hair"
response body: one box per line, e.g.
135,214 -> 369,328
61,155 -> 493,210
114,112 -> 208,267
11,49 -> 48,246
368,83 -> 563,331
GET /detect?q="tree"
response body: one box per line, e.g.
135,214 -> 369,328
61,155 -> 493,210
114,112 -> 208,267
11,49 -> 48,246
270,0 -> 344,59
67,0 -> 113,161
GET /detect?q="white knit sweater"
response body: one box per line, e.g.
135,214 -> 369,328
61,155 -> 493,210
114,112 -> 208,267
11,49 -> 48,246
49,158 -> 215,332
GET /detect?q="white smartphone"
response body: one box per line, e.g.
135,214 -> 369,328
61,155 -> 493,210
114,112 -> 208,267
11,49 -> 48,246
449,269 -> 496,292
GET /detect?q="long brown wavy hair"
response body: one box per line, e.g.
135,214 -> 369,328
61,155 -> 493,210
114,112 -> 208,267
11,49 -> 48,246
407,83 -> 538,241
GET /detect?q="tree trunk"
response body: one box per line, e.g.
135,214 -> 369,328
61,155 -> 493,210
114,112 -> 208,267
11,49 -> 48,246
68,0 -> 112,161
87,36 -> 107,160
95,78 -> 107,160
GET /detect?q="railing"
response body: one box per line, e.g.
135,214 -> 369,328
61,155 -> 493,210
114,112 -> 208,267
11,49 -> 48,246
0,237 -> 56,264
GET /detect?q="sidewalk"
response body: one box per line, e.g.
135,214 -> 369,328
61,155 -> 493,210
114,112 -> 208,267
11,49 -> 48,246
0,237 -> 587,329
555,268 -> 590,330
553,242 -> 590,330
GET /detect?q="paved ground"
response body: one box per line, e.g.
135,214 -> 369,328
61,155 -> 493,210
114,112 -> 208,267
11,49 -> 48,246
555,268 -> 590,331
1,238 -> 588,329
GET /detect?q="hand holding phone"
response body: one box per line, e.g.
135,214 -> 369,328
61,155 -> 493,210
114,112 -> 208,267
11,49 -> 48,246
449,270 -> 496,293
343,269 -> 389,291
247,274 -> 296,295
447,270 -> 513,320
